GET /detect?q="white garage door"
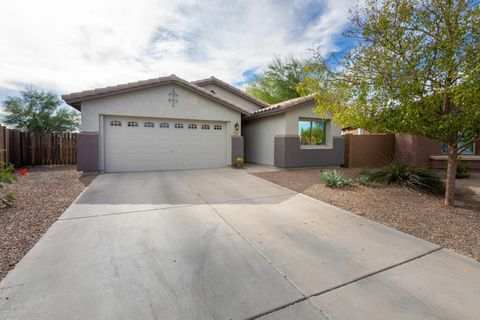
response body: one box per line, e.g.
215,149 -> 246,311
104,116 -> 227,172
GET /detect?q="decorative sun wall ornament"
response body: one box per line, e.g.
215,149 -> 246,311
168,88 -> 179,107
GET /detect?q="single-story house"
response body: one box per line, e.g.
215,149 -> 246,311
62,75 -> 344,173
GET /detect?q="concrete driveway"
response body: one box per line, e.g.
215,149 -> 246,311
1,168 -> 479,319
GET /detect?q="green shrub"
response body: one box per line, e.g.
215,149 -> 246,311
367,160 -> 445,195
320,170 -> 353,188
456,161 -> 471,179
357,175 -> 377,187
0,161 -> 17,207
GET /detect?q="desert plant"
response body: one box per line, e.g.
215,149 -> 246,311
357,175 -> 376,187
320,170 -> 353,188
456,161 -> 471,179
0,161 -> 17,207
367,160 -> 444,195
235,157 -> 244,168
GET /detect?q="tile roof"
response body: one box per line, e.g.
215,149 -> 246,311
62,74 -> 252,115
246,95 -> 315,119
192,76 -> 271,108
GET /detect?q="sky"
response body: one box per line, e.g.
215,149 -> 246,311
0,0 -> 357,103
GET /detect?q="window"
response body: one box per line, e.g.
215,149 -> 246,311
201,124 -> 210,130
159,122 -> 169,128
442,141 -> 475,155
298,120 -> 326,146
127,121 -> 139,127
174,123 -> 184,129
188,124 -> 197,129
213,125 -> 222,130
110,120 -> 122,127
144,122 -> 154,128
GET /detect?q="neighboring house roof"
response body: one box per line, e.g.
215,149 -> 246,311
62,74 -> 252,115
245,95 -> 315,120
192,76 -> 271,109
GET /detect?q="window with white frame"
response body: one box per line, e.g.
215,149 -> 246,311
298,119 -> 327,146
174,123 -> 184,129
213,125 -> 222,130
188,124 -> 197,129
144,121 -> 154,128
127,121 -> 139,127
110,120 -> 122,127
201,124 -> 210,130
159,122 -> 169,128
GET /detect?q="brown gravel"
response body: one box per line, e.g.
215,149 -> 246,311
252,168 -> 480,261
0,165 -> 96,280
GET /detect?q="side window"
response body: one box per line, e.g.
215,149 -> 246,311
144,122 -> 154,128
188,124 -> 197,129
201,124 -> 210,130
174,123 -> 184,129
213,125 -> 222,130
159,122 -> 170,128
127,121 -> 139,127
110,120 -> 122,127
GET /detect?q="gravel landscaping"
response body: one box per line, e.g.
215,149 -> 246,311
0,165 -> 96,280
252,168 -> 480,261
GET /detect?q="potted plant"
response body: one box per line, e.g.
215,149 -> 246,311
235,157 -> 244,169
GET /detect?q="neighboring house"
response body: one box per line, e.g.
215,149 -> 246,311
342,127 -> 480,169
395,135 -> 480,169
62,75 -> 344,173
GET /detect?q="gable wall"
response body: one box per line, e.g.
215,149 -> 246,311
81,84 -> 241,132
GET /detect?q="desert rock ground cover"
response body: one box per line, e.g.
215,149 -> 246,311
0,165 -> 96,280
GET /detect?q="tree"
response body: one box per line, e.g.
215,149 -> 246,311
300,0 -> 480,206
2,88 -> 79,133
246,56 -> 311,104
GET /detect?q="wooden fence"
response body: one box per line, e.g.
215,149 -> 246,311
0,126 -> 77,167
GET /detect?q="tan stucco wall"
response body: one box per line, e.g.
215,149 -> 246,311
243,102 -> 343,166
198,83 -> 263,112
243,114 -> 285,165
80,84 -> 242,171
81,85 -> 241,132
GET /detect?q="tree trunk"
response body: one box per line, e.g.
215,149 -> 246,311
444,145 -> 457,206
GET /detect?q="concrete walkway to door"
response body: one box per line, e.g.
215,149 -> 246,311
1,168 -> 479,319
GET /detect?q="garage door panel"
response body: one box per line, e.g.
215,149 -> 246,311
104,117 -> 227,172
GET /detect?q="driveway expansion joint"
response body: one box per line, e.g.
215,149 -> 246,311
246,246 -> 444,320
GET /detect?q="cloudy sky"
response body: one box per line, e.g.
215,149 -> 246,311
0,0 -> 357,102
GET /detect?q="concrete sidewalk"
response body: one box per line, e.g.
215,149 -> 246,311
1,169 -> 479,319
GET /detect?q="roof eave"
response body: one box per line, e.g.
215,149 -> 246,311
193,77 -> 271,109
62,77 -> 252,116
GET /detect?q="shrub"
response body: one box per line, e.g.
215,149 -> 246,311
0,161 -> 17,207
320,170 -> 353,188
456,161 -> 471,179
367,160 -> 445,195
357,175 -> 377,187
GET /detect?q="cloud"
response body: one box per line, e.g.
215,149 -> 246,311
0,0 -> 356,95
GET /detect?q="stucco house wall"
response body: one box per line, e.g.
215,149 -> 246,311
79,84 -> 241,171
244,101 -> 344,167
243,114 -> 285,165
